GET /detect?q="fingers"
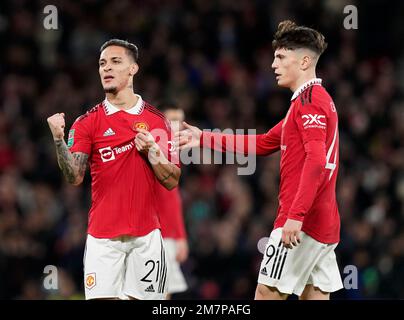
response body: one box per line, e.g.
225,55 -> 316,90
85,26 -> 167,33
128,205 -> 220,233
177,135 -> 191,146
174,131 -> 189,141
135,140 -> 143,152
135,128 -> 148,135
135,132 -> 157,153
135,132 -> 148,142
295,232 -> 301,245
135,130 -> 155,144
290,234 -> 299,247
175,130 -> 189,139
135,132 -> 155,146
174,130 -> 194,148
181,137 -> 191,147
135,137 -> 147,150
182,121 -> 193,130
135,140 -> 150,153
47,113 -> 65,122
281,230 -> 290,249
175,250 -> 183,263
135,138 -> 143,148
174,139 -> 184,149
175,242 -> 189,263
282,230 -> 300,249
283,237 -> 293,249
47,113 -> 66,141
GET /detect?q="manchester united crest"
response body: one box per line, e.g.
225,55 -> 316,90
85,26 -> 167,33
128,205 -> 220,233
133,122 -> 149,131
85,273 -> 96,290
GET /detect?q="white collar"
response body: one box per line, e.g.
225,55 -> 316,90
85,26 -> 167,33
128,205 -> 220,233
104,94 -> 144,115
291,78 -> 322,101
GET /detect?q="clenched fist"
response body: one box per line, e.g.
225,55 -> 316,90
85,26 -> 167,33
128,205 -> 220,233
47,113 -> 66,141
134,128 -> 160,155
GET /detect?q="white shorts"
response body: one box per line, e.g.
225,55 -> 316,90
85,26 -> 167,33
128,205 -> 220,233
257,228 -> 343,296
83,229 -> 168,300
164,238 -> 188,294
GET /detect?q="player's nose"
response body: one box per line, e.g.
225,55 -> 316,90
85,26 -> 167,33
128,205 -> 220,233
102,63 -> 112,72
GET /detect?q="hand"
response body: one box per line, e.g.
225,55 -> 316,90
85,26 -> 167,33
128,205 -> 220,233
47,113 -> 66,141
135,128 -> 160,155
175,239 -> 189,263
174,121 -> 202,150
282,219 -> 303,249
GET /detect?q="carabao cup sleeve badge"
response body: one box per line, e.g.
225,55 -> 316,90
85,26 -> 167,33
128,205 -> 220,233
67,129 -> 75,148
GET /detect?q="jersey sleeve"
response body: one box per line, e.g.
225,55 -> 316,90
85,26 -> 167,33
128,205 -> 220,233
295,102 -> 327,143
255,119 -> 282,155
200,119 -> 283,156
288,101 -> 328,221
287,140 -> 327,221
68,116 -> 92,155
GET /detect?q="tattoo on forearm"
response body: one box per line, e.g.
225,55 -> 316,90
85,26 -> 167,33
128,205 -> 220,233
55,140 -> 88,184
160,166 -> 175,183
74,152 -> 89,178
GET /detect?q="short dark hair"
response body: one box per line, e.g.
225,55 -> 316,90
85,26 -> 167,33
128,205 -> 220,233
272,20 -> 327,56
100,39 -> 139,62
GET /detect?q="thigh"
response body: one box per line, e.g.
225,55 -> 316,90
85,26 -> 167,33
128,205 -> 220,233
307,243 -> 344,294
255,283 -> 289,300
123,229 -> 168,300
257,228 -> 325,296
83,234 -> 126,300
299,284 -> 330,300
164,238 -> 188,294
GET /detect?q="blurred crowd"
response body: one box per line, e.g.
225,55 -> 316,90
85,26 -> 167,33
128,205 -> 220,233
0,0 -> 403,299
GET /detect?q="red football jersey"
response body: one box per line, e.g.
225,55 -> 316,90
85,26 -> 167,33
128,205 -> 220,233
156,184 -> 187,240
201,79 -> 340,244
68,95 -> 178,238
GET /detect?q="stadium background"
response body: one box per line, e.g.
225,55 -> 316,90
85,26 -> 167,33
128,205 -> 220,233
0,0 -> 403,299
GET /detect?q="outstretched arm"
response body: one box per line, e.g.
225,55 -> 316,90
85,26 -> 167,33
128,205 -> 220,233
176,120 -> 283,156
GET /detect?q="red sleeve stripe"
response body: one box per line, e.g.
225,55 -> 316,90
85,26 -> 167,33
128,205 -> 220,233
77,104 -> 101,121
300,86 -> 314,106
144,104 -> 166,120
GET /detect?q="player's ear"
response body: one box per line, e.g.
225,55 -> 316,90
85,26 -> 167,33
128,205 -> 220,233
300,54 -> 312,71
130,63 -> 139,76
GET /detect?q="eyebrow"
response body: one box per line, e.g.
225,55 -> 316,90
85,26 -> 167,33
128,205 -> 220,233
99,56 -> 123,62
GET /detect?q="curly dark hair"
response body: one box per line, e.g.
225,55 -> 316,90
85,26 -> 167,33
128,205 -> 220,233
272,20 -> 327,55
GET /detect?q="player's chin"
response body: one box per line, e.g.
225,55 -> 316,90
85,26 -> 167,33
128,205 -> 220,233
103,85 -> 118,94
276,79 -> 289,88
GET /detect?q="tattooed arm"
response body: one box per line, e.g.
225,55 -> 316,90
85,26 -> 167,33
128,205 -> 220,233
47,112 -> 88,186
54,140 -> 88,185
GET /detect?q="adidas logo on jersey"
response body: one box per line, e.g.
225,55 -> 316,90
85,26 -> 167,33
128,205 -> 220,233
260,267 -> 268,276
145,284 -> 155,293
103,128 -> 115,137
